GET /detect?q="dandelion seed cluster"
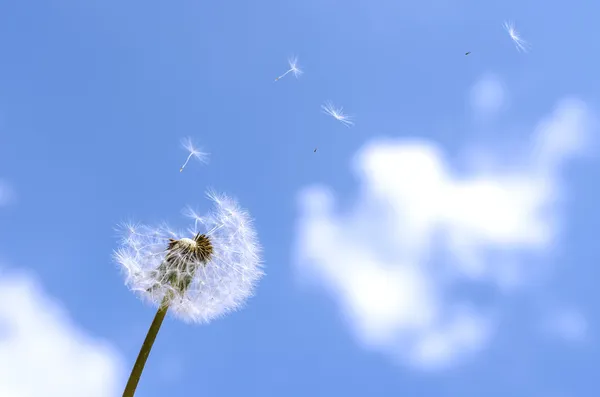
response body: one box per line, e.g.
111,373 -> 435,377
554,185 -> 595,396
274,56 -> 354,130
115,191 -> 263,324
272,19 -> 532,136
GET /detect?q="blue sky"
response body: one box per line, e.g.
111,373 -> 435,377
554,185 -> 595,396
1,0 -> 599,396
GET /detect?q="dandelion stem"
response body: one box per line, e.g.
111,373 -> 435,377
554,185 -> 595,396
275,69 -> 291,81
122,296 -> 171,397
179,152 -> 194,172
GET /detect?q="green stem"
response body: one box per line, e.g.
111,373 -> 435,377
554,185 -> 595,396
122,298 -> 170,397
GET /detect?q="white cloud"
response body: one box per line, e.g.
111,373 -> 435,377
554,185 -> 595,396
0,271 -> 124,397
469,74 -> 507,117
294,93 -> 593,369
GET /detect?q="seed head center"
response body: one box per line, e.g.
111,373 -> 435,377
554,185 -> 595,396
167,233 -> 214,264
177,238 -> 196,250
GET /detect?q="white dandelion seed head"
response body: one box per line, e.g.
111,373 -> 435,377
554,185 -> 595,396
288,56 -> 303,78
181,137 -> 210,164
114,191 -> 264,324
321,101 -> 354,127
503,20 -> 530,53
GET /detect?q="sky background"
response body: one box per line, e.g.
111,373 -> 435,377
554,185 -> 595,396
1,0 -> 599,396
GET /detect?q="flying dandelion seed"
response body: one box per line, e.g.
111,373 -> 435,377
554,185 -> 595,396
179,137 -> 209,172
274,56 -> 303,82
114,190 -> 263,396
321,101 -> 354,127
503,21 -> 530,53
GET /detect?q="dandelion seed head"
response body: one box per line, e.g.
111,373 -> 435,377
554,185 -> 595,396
274,55 -> 303,82
503,20 -> 530,53
114,191 -> 264,324
288,56 -> 303,78
321,101 -> 354,127
179,137 -> 209,172
181,137 -> 209,162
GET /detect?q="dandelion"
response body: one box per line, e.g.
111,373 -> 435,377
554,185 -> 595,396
321,101 -> 354,127
179,137 -> 209,172
274,56 -> 303,82
114,190 -> 263,397
503,21 -> 530,53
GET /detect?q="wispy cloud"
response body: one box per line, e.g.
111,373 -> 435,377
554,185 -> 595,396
542,307 -> 588,343
469,73 -> 507,118
293,80 -> 594,369
0,180 -> 15,206
0,270 -> 124,396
